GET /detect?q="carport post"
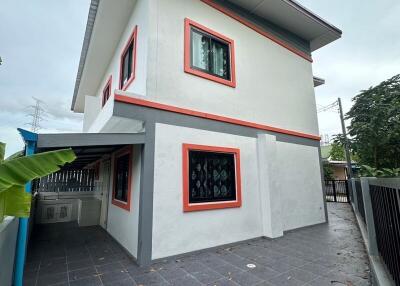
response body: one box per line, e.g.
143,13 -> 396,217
14,129 -> 37,286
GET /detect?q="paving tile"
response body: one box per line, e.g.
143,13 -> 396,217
213,263 -> 244,277
249,266 -> 280,280
229,271 -> 263,286
207,277 -> 240,286
36,272 -> 68,286
133,272 -> 166,285
158,267 -> 188,282
68,258 -> 94,271
103,277 -> 137,286
68,266 -> 98,281
25,204 -> 371,286
284,268 -> 319,283
190,268 -> 223,284
267,272 -> 305,286
69,276 -> 102,286
96,262 -> 125,274
299,263 -> 331,276
100,268 -> 131,284
169,274 -> 202,286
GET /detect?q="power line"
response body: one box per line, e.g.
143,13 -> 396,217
25,97 -> 47,132
317,100 -> 339,113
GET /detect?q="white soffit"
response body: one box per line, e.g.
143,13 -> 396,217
73,0 -> 135,112
227,0 -> 342,51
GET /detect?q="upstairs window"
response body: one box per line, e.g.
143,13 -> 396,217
191,29 -> 230,80
102,75 -> 112,107
119,26 -> 138,91
184,19 -> 236,88
182,144 -> 242,212
112,146 -> 132,211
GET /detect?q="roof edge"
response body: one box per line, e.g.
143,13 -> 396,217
71,0 -> 99,111
285,0 -> 342,36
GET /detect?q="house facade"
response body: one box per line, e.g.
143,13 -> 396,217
71,0 -> 341,265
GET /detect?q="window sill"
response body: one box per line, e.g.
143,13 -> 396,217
184,67 -> 236,88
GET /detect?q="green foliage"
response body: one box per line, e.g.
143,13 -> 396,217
346,74 -> 400,169
359,165 -> 400,177
329,142 -> 345,161
323,162 -> 334,180
0,142 -> 76,222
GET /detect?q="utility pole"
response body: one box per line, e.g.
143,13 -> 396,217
338,97 -> 353,179
26,97 -> 46,132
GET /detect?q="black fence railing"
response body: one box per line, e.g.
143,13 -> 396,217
370,184 -> 400,285
32,169 -> 96,193
355,180 -> 366,223
325,180 -> 350,203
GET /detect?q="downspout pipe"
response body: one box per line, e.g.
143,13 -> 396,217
13,128 -> 38,286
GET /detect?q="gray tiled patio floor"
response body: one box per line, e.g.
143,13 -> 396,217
24,203 -> 371,286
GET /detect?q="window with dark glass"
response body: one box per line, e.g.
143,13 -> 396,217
190,28 -> 231,81
102,82 -> 111,107
120,41 -> 134,88
188,150 -> 236,204
114,153 -> 130,202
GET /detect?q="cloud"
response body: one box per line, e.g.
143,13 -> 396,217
0,0 -> 89,156
299,0 -> 400,139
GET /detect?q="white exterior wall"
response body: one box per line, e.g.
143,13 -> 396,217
146,0 -> 318,135
152,123 -> 263,259
82,0 -> 149,132
152,123 -> 324,259
276,142 -> 325,230
106,145 -> 141,258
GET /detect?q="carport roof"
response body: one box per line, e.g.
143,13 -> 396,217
22,131 -> 145,170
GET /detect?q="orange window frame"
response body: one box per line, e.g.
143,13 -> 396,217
184,18 -> 236,88
112,146 -> 133,211
119,26 -> 138,91
102,75 -> 112,107
182,143 -> 242,212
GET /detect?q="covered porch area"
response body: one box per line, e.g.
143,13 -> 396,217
17,131 -> 145,286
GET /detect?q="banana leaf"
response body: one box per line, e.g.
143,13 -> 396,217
0,145 -> 76,222
0,142 -> 4,163
0,148 -> 76,193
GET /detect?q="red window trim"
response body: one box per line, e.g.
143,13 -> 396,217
112,146 -> 133,211
182,144 -> 242,212
200,0 -> 313,63
184,18 -> 236,88
102,75 -> 112,107
119,25 -> 138,91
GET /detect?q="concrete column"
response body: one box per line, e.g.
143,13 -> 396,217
352,179 -> 359,213
360,178 -> 379,256
350,178 -> 357,211
257,133 -> 283,238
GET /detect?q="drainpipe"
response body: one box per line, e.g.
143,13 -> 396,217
13,129 -> 38,286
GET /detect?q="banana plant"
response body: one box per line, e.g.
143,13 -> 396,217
0,142 -> 76,222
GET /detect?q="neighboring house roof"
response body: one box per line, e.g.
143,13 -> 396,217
313,76 -> 325,87
71,0 -> 342,112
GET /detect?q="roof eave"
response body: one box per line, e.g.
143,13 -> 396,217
71,0 -> 99,112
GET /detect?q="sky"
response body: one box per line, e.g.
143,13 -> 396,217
1,0 -> 400,157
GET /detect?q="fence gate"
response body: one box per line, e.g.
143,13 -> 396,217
325,180 -> 350,203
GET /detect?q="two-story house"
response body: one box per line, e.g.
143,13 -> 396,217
66,0 -> 341,266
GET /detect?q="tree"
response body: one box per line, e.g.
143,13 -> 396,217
346,74 -> 400,169
323,162 -> 334,180
329,141 -> 345,161
0,142 -> 76,222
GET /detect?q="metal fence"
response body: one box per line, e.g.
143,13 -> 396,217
325,180 -> 350,203
369,184 -> 400,285
355,180 -> 366,223
32,169 -> 96,193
